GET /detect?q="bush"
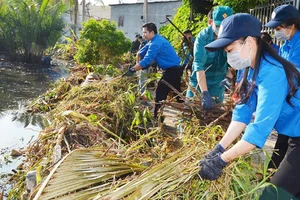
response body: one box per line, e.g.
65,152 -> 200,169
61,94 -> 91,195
0,0 -> 66,64
74,19 -> 131,65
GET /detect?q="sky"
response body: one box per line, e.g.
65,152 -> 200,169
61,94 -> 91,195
91,0 -> 168,6
101,0 -> 137,5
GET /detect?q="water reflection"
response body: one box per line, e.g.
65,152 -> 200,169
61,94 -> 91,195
0,110 -> 44,197
0,64 -> 68,197
0,65 -> 69,111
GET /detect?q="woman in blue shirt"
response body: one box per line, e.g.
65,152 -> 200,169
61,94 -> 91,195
264,4 -> 300,170
199,13 -> 300,199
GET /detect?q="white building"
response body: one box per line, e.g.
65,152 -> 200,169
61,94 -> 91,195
110,0 -> 182,41
63,0 -> 182,41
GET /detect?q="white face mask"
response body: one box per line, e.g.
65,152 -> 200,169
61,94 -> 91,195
274,28 -> 291,41
227,41 -> 252,70
212,23 -> 220,36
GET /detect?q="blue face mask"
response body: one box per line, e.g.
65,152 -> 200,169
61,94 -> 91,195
227,41 -> 252,70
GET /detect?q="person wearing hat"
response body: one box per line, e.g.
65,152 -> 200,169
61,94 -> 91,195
186,6 -> 233,110
198,13 -> 300,199
264,4 -> 300,170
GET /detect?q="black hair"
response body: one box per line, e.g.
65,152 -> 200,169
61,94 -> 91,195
142,22 -> 158,34
236,37 -> 300,106
183,29 -> 192,35
280,18 -> 300,30
261,32 -> 273,44
138,35 -> 142,39
208,9 -> 213,20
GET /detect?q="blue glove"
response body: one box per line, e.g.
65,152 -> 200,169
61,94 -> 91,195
198,153 -> 227,180
219,77 -> 232,90
198,144 -> 225,166
202,91 -> 214,110
122,67 -> 135,77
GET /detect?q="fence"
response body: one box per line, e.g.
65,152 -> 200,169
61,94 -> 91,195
250,0 -> 300,44
250,0 -> 300,29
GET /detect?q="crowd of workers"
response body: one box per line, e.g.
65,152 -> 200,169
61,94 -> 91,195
124,4 -> 300,199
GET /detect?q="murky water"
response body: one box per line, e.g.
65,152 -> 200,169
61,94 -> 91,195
0,62 -> 69,197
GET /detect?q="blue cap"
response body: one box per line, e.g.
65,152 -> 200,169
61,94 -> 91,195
205,13 -> 261,51
265,4 -> 300,28
213,6 -> 233,26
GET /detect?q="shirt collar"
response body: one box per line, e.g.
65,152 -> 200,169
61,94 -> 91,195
150,34 -> 158,42
286,30 -> 300,48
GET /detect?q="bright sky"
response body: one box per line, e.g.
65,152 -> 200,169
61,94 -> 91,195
101,0 -> 137,5
91,0 -> 167,6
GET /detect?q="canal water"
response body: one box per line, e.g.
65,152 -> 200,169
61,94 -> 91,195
0,62 -> 69,197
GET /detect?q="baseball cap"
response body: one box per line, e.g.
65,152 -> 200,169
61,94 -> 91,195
265,4 -> 300,28
213,6 -> 233,26
205,13 -> 262,51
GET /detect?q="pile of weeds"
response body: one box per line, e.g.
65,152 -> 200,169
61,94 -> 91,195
7,64 -> 272,199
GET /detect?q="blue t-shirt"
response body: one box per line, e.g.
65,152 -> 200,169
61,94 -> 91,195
138,43 -> 149,59
139,34 -> 181,70
279,30 -> 300,68
232,54 -> 300,148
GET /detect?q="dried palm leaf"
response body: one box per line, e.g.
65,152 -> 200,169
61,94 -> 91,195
98,147 -> 199,200
33,149 -> 145,200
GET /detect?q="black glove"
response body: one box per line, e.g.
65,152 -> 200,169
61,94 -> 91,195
198,144 -> 225,166
205,143 -> 225,159
198,153 -> 227,180
219,77 -> 232,90
122,67 -> 136,77
202,91 -> 214,110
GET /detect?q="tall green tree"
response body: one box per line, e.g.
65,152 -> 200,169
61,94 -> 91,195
160,0 -> 269,51
159,0 -> 207,52
214,0 -> 268,13
0,0 -> 66,64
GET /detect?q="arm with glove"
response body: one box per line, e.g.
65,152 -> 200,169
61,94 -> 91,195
122,67 -> 136,77
196,70 -> 214,110
193,36 -> 214,110
122,62 -> 143,77
219,77 -> 232,90
199,121 -> 251,180
199,140 -> 255,180
219,67 -> 234,90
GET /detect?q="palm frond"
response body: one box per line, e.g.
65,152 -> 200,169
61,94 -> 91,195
98,147 -> 199,200
33,149 -> 145,200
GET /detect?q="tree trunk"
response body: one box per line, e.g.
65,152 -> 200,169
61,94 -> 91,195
74,0 -> 78,36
